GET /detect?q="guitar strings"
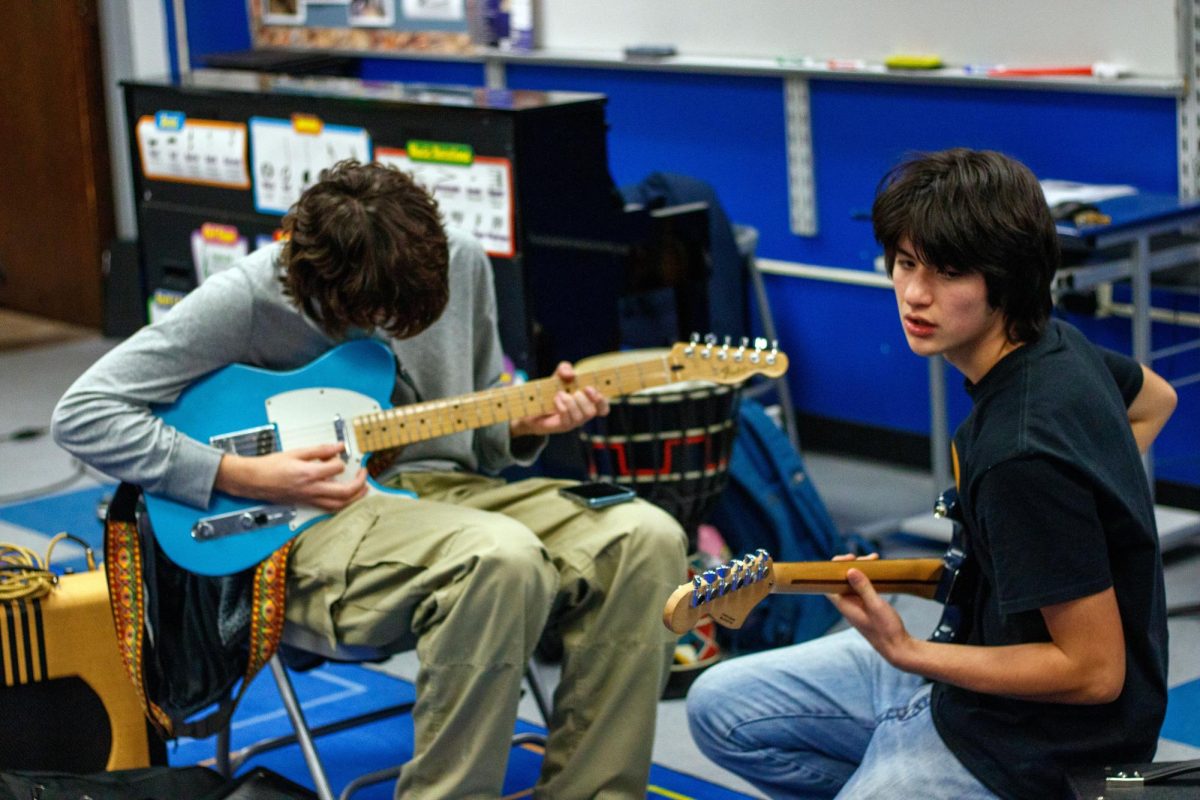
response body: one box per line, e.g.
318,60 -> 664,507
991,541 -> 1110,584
211,361 -> 679,454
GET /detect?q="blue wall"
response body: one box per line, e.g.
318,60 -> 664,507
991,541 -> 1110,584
176,3 -> 1198,488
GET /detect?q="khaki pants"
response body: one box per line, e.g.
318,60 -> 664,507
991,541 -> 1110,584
284,472 -> 688,799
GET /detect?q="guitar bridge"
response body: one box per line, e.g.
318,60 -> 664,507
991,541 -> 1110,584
192,505 -> 296,541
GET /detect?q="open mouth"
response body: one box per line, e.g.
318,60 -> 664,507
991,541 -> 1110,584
903,315 -> 936,336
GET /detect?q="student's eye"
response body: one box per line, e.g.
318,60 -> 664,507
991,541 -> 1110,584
939,267 -> 965,279
895,258 -> 916,271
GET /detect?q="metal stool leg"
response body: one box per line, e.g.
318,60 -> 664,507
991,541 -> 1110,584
524,659 -> 552,726
269,654 -> 336,800
215,724 -> 233,778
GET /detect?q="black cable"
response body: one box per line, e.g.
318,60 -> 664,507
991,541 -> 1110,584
0,425 -> 50,443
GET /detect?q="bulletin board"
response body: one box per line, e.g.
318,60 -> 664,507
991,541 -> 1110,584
251,0 -> 473,54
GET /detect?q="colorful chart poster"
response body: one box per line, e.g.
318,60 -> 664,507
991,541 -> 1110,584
135,114 -> 250,189
377,144 -> 514,258
191,223 -> 249,285
249,116 -> 372,215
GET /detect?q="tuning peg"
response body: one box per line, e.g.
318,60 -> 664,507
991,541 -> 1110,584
689,574 -> 705,608
702,569 -> 718,603
754,548 -> 770,579
704,332 -> 717,346
734,337 -> 748,362
714,564 -> 729,593
754,336 -> 768,351
728,559 -> 745,589
741,553 -> 758,582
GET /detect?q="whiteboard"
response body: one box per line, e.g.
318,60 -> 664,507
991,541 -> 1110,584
538,0 -> 1180,79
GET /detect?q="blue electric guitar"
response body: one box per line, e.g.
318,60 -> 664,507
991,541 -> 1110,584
146,336 -> 788,576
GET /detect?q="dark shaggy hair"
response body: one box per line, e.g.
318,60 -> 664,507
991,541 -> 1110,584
281,160 -> 449,340
872,148 -> 1059,344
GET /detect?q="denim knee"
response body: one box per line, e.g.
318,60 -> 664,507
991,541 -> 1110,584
686,658 -> 739,760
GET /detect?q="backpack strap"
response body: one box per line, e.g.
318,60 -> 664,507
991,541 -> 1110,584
104,483 -> 291,739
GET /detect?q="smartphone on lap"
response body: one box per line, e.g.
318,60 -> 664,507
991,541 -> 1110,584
558,481 -> 637,510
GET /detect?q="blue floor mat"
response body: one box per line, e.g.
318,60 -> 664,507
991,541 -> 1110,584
1162,678 -> 1200,748
169,661 -> 754,799
0,484 -> 112,543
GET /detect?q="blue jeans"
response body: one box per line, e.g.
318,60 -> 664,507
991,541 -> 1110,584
687,629 -> 997,799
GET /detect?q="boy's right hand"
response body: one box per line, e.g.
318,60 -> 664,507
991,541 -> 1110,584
215,442 -> 368,511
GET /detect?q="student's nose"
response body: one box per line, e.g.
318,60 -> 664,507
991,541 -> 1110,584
902,267 -> 933,306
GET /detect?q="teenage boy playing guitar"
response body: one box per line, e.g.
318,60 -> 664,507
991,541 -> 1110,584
686,149 -> 1177,800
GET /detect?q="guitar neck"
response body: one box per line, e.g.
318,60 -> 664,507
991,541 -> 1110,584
352,355 -> 676,452
771,559 -> 945,600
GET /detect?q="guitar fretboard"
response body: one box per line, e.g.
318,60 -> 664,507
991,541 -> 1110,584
352,355 -> 679,452
771,559 -> 944,599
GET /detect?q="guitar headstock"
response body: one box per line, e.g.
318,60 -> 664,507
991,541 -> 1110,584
663,549 -> 776,634
668,335 -> 788,385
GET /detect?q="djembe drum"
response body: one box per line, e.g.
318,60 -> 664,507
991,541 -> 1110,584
576,348 -> 742,543
577,348 -> 742,696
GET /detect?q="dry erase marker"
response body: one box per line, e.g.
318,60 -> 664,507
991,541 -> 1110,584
986,62 -> 1127,79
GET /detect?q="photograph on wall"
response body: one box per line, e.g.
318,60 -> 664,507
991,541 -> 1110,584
402,0 -> 464,22
262,0 -> 306,25
348,0 -> 395,26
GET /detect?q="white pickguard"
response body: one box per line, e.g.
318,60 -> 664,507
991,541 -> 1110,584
264,386 -> 397,529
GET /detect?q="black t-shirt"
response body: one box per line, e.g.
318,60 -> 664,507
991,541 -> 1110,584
931,319 -> 1169,800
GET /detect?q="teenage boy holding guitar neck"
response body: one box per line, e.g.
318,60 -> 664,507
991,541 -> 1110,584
53,160 -> 689,798
687,149 -> 1177,800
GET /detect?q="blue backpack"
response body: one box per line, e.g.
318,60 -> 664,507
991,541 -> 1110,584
707,398 -> 855,653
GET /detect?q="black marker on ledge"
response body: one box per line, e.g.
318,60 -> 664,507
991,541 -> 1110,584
623,44 -> 677,60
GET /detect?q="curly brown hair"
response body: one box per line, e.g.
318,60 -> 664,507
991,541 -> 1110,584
281,160 -> 449,340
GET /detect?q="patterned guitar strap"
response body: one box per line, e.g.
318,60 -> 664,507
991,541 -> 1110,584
104,482 -> 290,739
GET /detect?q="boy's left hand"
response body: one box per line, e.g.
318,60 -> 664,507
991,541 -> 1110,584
827,553 -> 916,666
510,361 -> 610,438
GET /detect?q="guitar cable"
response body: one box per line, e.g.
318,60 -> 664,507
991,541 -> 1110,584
0,533 -> 96,601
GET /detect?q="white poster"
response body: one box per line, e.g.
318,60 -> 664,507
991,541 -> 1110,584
249,116 -> 372,215
377,146 -> 514,258
136,116 -> 250,189
191,223 -> 249,284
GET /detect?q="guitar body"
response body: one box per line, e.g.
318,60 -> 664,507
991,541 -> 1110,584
147,340 -> 413,576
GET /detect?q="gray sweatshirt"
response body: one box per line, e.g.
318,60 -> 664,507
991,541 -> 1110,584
52,227 -> 541,510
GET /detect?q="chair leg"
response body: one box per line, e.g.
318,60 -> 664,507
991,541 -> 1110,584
215,723 -> 233,778
269,654 -> 337,800
524,659 -> 553,727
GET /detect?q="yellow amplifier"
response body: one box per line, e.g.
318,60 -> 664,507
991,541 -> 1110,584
0,567 -> 159,771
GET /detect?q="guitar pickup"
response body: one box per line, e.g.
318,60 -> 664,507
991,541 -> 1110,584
192,505 -> 296,541
209,424 -> 280,456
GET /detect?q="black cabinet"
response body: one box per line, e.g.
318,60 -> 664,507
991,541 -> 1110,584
122,71 -> 710,376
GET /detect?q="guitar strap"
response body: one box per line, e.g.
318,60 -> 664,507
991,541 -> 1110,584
104,482 -> 291,739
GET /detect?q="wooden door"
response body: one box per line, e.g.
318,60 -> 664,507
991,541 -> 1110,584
0,0 -> 113,328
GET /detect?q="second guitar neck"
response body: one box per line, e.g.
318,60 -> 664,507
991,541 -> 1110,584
770,559 -> 945,599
